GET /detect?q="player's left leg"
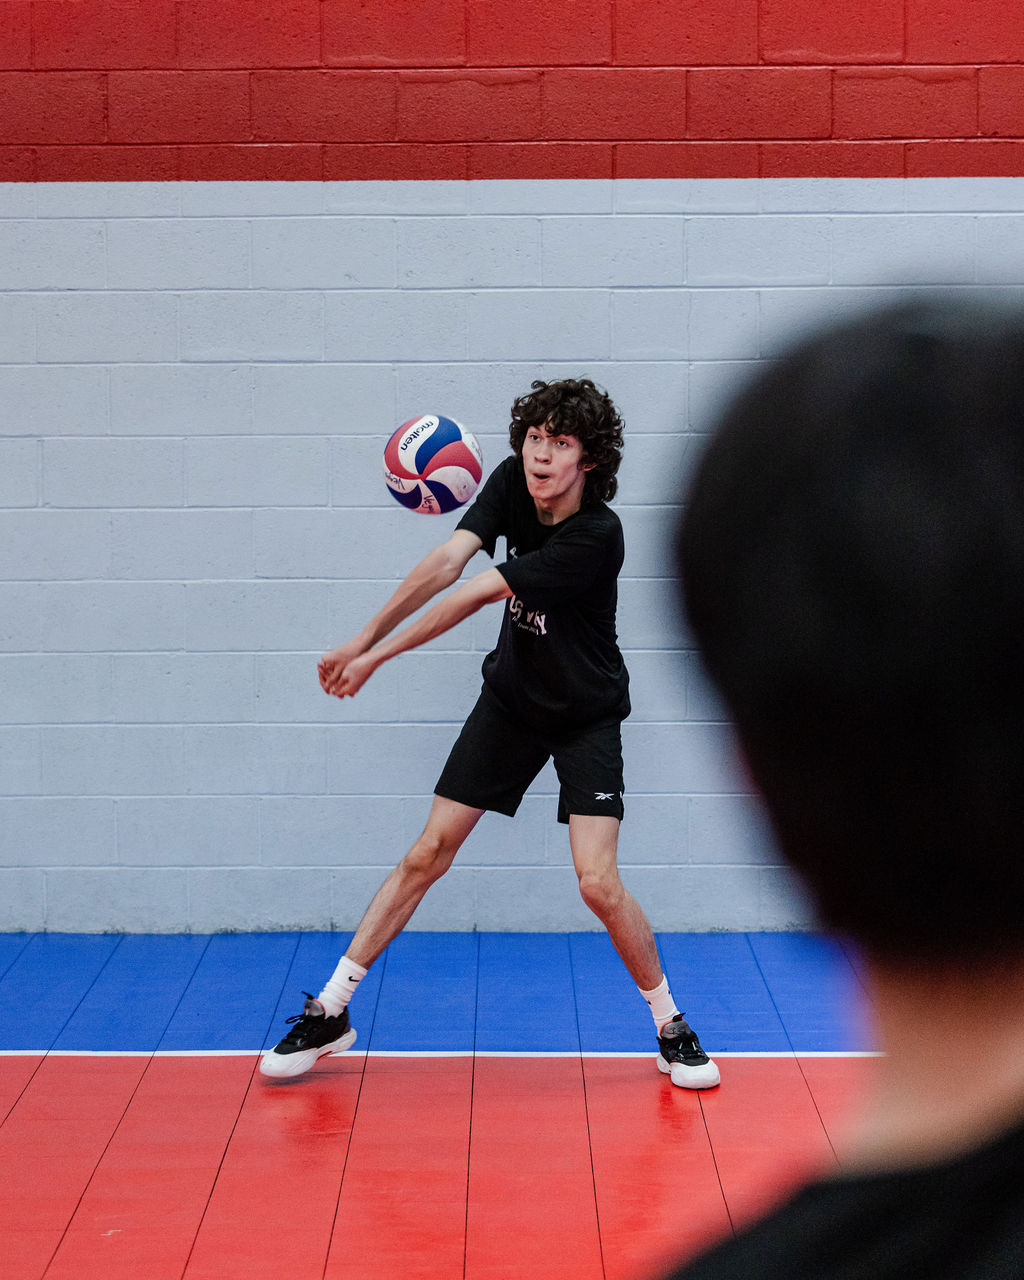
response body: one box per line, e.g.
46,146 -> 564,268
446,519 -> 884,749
568,814 -> 720,1090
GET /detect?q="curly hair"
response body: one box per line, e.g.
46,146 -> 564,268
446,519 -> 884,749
508,378 -> 624,503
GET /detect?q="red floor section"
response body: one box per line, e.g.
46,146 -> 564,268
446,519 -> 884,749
0,1053 -> 873,1280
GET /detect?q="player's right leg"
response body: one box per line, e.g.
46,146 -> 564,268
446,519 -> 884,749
259,796 -> 484,1080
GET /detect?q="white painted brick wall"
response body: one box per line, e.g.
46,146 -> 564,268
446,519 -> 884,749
5,176 -> 1024,933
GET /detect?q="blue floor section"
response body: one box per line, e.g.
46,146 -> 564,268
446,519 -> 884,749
0,931 -> 874,1055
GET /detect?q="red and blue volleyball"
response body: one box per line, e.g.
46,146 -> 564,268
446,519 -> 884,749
383,414 -> 484,514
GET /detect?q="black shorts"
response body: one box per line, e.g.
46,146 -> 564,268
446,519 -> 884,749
435,686 -> 625,824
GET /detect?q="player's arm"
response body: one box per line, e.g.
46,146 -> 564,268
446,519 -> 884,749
325,567 -> 513,699
318,528 -> 484,695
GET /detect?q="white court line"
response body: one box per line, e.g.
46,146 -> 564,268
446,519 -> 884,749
0,1048 -> 883,1059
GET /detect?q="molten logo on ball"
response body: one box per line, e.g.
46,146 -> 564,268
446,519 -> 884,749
383,415 -> 483,514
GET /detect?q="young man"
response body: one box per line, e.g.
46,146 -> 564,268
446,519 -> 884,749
668,297 -> 1024,1277
260,378 -> 719,1090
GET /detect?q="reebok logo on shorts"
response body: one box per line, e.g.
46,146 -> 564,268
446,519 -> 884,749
594,792 -> 617,801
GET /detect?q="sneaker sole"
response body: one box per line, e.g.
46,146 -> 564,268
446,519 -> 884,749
657,1052 -> 721,1090
259,1027 -> 357,1080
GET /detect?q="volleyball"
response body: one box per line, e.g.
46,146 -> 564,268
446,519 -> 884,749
383,415 -> 484,514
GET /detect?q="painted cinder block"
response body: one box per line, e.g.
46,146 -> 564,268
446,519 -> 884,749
108,72 -> 252,145
614,433 -> 696,507
0,295 -> 36,362
398,217 -> 541,288
252,71 -> 397,143
255,363 -> 396,435
327,724 -> 467,794
181,179 -> 326,217
397,71 -> 543,143
467,288 -> 610,361
976,216 -> 1024,282
107,218 -> 251,290
185,436 -> 329,507
474,866 -> 595,930
979,67 -> 1024,138
0,72 -> 106,145
688,360 -> 755,432
0,798 -> 115,867
0,219 -> 104,291
468,0 -> 610,66
688,795 -> 778,868
906,141 -> 1024,179
687,289 -> 760,360
259,794 -> 418,866
111,364 -> 253,436
117,796 -> 259,867
110,510 -> 254,580
0,870 -> 45,931
542,215 -> 684,287
184,724 -> 328,795
112,654 -> 254,724
186,580 -> 330,655
180,143 -> 324,182
0,367 -> 107,437
616,578 -> 686,650
45,867 -> 189,932
0,510 -> 109,580
189,866 -> 333,931
393,864 -> 478,930
255,508 -> 444,580
180,291 -> 324,362
760,143 -> 905,178
623,722 -> 747,795
0,654 -> 113,725
37,145 -> 180,183
0,728 -> 42,795
323,0 -> 465,68
759,0 -> 904,65
759,866 -> 818,929
326,142 -> 469,182
626,649 -> 687,723
830,213 -> 977,284
686,215 -> 831,285
178,0 -> 322,69
0,439 -> 37,507
36,293 -> 179,364
687,69 -> 831,140
252,217 -> 397,289
0,3 -> 31,71
32,0 -> 177,69
542,69 -> 687,141
40,725 -> 186,796
39,582 -> 185,653
0,583 -> 41,652
43,439 -> 184,509
324,288 -> 467,362
467,142 -> 613,181
833,67 -> 979,141
254,651 -> 401,725
467,178 -> 612,215
651,864 -> 761,930
905,0 -> 1024,63
614,0 -> 757,65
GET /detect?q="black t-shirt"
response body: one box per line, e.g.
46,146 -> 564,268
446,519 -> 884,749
456,455 -> 630,732
665,1112 -> 1024,1280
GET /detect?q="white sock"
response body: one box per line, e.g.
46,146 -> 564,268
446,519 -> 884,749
317,955 -> 368,1018
638,974 -> 680,1031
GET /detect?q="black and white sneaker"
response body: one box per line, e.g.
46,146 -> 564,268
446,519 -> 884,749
657,1013 -> 720,1090
259,993 -> 357,1080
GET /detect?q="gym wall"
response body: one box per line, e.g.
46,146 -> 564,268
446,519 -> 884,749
2,2 -> 1023,931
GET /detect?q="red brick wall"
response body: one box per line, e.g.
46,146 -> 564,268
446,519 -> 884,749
2,0 -> 1023,179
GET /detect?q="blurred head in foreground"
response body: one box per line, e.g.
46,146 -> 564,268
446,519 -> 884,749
678,297 -> 1024,970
